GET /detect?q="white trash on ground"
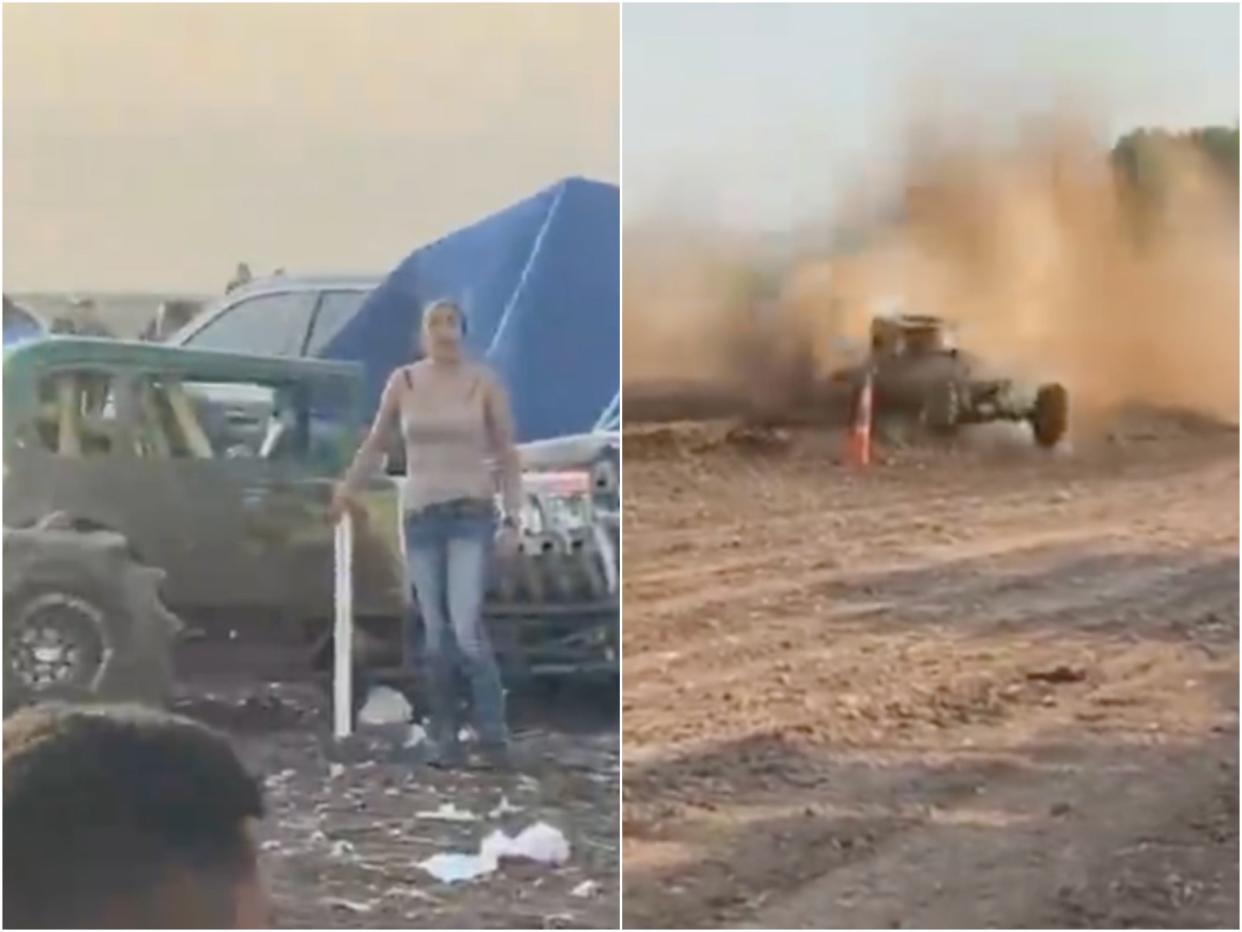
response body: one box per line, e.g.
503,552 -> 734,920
488,795 -> 523,818
328,839 -> 357,859
358,686 -> 412,726
418,852 -> 495,884
415,802 -> 478,822
265,768 -> 297,789
571,880 -> 601,898
322,896 -> 374,914
417,822 -> 572,884
403,723 -> 428,748
505,822 -> 571,865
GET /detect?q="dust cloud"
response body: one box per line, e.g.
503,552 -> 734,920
624,118 -> 1239,430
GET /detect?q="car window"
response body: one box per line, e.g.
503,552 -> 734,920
129,375 -> 353,472
185,291 -> 318,357
33,369 -> 126,457
305,290 -> 369,355
134,378 -> 276,460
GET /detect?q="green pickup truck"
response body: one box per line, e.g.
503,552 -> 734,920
3,338 -> 616,713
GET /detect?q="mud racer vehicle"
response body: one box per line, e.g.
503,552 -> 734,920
832,314 -> 1069,448
3,338 -> 617,714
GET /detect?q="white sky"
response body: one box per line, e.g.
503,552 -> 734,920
4,3 -> 619,292
625,3 -> 1239,232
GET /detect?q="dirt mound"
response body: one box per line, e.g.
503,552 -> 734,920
620,389 -> 1240,465
1100,403 -> 1240,444
623,424 -> 699,462
622,379 -> 752,425
625,422 -> 809,465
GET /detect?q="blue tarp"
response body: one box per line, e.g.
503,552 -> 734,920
323,177 -> 619,443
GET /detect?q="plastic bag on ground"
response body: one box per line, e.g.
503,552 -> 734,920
418,852 -> 495,884
417,821 -> 572,884
416,802 -> 478,822
506,822 -> 571,865
358,686 -> 412,726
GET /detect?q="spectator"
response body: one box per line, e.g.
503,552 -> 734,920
4,703 -> 271,929
226,262 -> 253,294
331,298 -> 523,770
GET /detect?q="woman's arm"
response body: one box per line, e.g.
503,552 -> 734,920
482,371 -> 523,521
339,369 -> 403,494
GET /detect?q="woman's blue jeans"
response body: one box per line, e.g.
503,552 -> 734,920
404,498 -> 508,750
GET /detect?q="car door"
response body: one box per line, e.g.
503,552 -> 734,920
227,371 -> 407,626
126,372 -> 284,614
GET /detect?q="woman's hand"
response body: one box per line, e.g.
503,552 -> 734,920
327,485 -> 359,525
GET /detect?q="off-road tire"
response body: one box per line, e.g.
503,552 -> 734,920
1031,383 -> 1070,448
922,380 -> 961,434
3,525 -> 181,716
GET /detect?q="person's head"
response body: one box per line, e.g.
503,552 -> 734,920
4,703 -> 269,929
419,299 -> 467,362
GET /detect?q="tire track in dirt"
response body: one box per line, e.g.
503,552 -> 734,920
624,453 -> 1234,609
631,526 -> 1124,629
624,430 -> 1235,557
625,522 -> 1234,667
744,738 -> 1236,930
622,427 -> 1238,929
624,547 -> 1237,751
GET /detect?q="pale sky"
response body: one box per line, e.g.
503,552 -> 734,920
4,3 -> 619,292
625,3 -> 1240,232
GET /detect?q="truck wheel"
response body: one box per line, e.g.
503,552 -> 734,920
3,528 -> 180,716
1032,383 -> 1069,448
922,381 -> 960,433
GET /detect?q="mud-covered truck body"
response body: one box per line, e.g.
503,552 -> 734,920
3,338 -> 617,712
830,314 -> 1069,447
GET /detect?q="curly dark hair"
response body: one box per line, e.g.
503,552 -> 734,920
3,703 -> 265,929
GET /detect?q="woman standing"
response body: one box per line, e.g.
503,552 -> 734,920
331,299 -> 522,769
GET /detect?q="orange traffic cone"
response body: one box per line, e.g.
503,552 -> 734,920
849,371 -> 873,467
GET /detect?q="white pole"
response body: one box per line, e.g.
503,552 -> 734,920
333,511 -> 354,740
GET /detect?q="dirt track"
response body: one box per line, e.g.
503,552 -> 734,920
621,421 -> 1239,928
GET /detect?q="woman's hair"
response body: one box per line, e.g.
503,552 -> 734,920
420,298 -> 468,340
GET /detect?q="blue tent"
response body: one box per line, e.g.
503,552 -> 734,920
323,177 -> 619,443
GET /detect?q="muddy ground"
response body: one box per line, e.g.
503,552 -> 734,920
622,418 -> 1238,928
175,680 -> 619,929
